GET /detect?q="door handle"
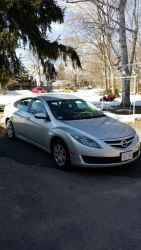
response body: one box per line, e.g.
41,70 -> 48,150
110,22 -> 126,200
26,117 -> 30,120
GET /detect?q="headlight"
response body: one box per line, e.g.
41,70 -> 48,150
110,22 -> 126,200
71,134 -> 101,148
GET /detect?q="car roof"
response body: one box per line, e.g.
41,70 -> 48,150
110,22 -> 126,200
14,94 -> 80,105
37,94 -> 80,101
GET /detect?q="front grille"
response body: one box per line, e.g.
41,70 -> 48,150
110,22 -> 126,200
82,150 -> 139,164
104,136 -> 134,149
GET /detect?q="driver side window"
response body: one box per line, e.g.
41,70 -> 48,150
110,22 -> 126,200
30,100 -> 46,114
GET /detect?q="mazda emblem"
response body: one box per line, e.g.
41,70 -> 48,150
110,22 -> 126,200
121,140 -> 128,148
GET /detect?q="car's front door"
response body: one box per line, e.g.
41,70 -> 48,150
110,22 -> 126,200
12,98 -> 32,136
24,99 -> 52,149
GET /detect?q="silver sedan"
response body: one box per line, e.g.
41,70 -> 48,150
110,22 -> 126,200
3,94 -> 140,169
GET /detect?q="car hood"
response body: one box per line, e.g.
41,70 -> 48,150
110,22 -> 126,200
63,116 -> 135,140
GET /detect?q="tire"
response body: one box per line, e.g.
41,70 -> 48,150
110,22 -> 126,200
51,139 -> 70,169
6,119 -> 15,140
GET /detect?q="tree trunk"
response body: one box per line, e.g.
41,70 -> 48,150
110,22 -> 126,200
119,0 -> 130,107
129,0 -> 138,76
0,83 -> 2,92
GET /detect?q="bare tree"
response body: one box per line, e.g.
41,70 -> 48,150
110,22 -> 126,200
66,0 -> 140,106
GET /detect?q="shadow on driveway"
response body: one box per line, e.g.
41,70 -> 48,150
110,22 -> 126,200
0,125 -> 141,178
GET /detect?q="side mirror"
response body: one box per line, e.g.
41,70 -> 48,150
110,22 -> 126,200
34,113 -> 50,121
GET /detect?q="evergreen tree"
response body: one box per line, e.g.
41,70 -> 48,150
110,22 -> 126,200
7,59 -> 33,90
44,60 -> 57,82
0,0 -> 81,88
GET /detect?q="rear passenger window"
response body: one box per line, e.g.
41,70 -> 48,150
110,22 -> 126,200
16,99 -> 31,112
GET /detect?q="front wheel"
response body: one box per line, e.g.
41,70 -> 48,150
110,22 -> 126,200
51,139 -> 70,169
6,119 -> 15,140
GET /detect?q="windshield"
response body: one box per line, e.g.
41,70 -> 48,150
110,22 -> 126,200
47,99 -> 105,120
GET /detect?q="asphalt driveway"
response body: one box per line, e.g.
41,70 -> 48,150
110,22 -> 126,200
0,126 -> 141,250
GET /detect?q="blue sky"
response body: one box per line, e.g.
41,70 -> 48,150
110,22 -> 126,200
16,22 -> 66,69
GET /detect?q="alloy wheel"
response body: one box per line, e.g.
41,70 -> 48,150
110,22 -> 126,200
6,120 -> 15,139
53,143 -> 67,167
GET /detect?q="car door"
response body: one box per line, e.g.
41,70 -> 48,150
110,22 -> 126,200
12,98 -> 32,137
24,99 -> 52,149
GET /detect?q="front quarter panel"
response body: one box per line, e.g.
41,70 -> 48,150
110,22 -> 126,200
50,127 -> 76,149
50,127 -> 79,163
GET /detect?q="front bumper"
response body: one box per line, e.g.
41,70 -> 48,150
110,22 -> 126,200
69,137 -> 140,168
78,150 -> 140,168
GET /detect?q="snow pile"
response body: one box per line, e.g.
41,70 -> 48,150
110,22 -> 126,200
130,94 -> 141,106
104,112 -> 141,123
0,90 -> 36,106
5,90 -> 33,96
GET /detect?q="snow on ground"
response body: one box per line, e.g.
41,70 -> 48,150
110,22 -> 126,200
104,112 -> 141,123
75,90 -> 141,123
72,89 -> 120,109
73,89 -> 141,106
0,90 -> 37,107
0,88 -> 141,124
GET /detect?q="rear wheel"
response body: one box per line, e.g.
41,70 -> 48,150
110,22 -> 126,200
6,119 -> 15,140
51,139 -> 70,169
